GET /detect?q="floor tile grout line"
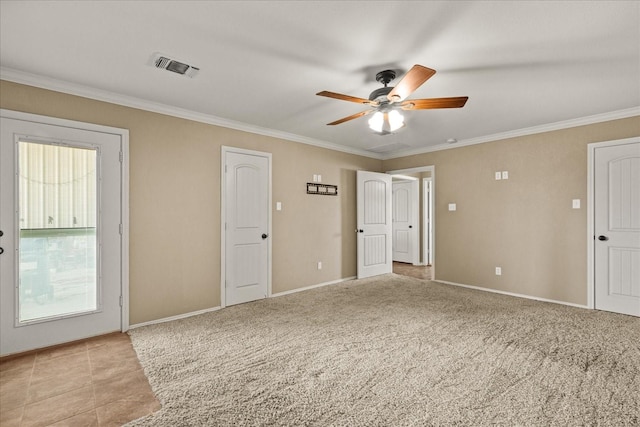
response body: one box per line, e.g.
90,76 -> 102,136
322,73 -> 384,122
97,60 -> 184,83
23,349 -> 37,423
42,408 -> 98,427
89,340 -> 99,418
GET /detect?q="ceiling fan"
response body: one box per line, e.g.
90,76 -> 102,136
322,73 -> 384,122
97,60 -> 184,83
316,65 -> 468,134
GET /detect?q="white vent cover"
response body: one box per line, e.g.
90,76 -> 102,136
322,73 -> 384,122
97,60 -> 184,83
149,52 -> 199,78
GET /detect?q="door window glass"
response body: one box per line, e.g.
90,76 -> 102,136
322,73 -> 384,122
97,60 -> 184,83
18,141 -> 99,323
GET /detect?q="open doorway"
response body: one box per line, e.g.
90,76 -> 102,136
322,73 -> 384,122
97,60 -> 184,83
388,166 -> 434,281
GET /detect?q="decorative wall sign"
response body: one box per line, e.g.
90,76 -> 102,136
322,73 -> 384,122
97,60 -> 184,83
307,183 -> 338,196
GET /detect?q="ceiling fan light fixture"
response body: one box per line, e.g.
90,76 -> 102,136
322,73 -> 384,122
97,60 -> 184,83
368,111 -> 385,133
368,110 -> 405,134
388,110 -> 405,131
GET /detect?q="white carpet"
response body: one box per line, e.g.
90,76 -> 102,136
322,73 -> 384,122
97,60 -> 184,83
127,274 -> 640,426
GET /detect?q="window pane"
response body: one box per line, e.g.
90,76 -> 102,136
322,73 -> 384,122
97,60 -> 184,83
18,141 -> 98,323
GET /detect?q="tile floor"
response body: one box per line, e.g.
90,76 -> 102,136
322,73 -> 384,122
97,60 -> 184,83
0,333 -> 159,427
393,261 -> 432,280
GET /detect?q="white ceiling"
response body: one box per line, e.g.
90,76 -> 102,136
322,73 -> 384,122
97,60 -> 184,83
1,1 -> 639,159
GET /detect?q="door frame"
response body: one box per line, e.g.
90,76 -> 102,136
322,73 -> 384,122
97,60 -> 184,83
387,165 -> 435,274
0,109 -> 130,332
587,136 -> 639,310
220,146 -> 272,308
423,176 -> 433,266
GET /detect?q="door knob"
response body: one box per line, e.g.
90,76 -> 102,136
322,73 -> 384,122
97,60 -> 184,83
0,230 -> 3,237
409,225 -> 413,229
598,235 -> 608,241
262,233 -> 268,239
0,247 -> 3,255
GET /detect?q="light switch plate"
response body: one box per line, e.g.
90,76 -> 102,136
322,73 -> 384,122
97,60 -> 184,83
502,171 -> 509,180
495,172 -> 502,180
448,203 -> 457,211
276,202 -> 282,211
572,199 -> 580,209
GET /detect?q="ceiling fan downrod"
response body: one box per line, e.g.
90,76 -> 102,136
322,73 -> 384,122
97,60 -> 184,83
369,70 -> 397,102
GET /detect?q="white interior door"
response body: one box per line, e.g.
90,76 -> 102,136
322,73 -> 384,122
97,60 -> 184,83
1,114 -> 125,356
392,180 -> 418,264
357,170 -> 392,279
223,148 -> 271,306
594,140 -> 640,317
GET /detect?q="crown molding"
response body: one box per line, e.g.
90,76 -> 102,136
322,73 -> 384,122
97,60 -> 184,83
381,106 -> 640,160
2,67 -> 637,162
0,67 -> 383,160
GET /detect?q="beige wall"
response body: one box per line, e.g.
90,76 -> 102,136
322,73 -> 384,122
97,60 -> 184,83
383,117 -> 640,305
0,81 -> 382,324
3,80 -> 639,319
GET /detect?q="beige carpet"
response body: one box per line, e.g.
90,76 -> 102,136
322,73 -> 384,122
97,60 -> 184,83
127,274 -> 639,426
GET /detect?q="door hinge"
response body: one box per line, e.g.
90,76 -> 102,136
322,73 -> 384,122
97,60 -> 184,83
119,224 -> 123,235
119,151 -> 123,163
119,295 -> 123,307
225,164 -> 228,173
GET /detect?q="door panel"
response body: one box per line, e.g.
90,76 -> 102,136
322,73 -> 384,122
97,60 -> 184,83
224,150 -> 270,306
357,171 -> 392,279
594,141 -> 640,316
392,181 -> 418,263
1,116 -> 123,356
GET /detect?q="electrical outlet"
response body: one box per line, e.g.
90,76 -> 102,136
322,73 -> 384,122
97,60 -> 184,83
317,261 -> 322,270
495,267 -> 502,276
448,203 -> 457,211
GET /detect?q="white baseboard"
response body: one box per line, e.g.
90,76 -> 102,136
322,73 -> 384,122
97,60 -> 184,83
271,276 -> 356,298
129,277 -> 357,329
435,280 -> 590,310
128,306 -> 222,329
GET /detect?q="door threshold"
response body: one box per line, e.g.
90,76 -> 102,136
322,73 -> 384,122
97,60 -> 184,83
0,330 -> 123,361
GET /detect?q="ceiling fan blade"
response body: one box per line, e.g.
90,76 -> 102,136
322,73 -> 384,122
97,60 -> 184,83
327,110 -> 372,125
400,96 -> 469,110
317,91 -> 373,105
387,65 -> 436,102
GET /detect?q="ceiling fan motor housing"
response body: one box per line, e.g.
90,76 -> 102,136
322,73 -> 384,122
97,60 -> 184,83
369,69 -> 397,102
369,86 -> 393,102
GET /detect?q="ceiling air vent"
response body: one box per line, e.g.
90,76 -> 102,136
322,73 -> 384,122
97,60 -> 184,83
150,53 -> 200,78
366,142 -> 411,154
